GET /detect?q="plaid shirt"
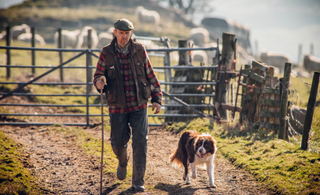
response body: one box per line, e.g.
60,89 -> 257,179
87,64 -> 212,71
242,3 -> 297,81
93,41 -> 162,114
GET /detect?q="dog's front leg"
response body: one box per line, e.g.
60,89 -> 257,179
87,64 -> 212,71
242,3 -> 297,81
190,162 -> 197,179
206,162 -> 216,188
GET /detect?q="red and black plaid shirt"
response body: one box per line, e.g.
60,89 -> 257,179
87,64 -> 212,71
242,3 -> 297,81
93,41 -> 162,114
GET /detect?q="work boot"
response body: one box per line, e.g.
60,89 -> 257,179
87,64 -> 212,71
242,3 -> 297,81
132,185 -> 145,192
112,145 -> 128,180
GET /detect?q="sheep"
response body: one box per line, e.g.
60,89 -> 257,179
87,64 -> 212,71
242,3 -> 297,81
303,55 -> 320,72
190,27 -> 210,47
106,27 -> 114,34
135,39 -> 159,50
135,6 -> 160,30
97,32 -> 113,48
0,31 -> 6,40
77,26 -> 99,48
192,50 -> 208,64
260,52 -> 290,72
12,24 -> 31,40
54,29 -> 81,49
17,33 -> 46,46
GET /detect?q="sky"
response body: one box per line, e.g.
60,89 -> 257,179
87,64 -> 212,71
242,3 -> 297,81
0,0 -> 23,9
1,0 -> 319,63
196,0 -> 320,63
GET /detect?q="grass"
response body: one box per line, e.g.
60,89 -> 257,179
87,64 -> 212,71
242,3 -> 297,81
0,3 -> 192,44
1,64 -> 320,194
164,118 -> 320,194
1,3 -> 320,193
0,131 -> 42,194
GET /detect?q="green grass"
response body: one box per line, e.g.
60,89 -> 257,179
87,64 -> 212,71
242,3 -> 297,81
1,3 -> 320,193
165,118 -> 320,194
0,131 -> 42,194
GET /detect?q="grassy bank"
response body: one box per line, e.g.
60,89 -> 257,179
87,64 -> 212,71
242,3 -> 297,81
0,131 -> 42,194
165,118 -> 320,194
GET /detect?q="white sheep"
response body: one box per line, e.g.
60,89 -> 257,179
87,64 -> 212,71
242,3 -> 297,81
77,26 -> 99,48
0,31 -> 6,40
12,24 -> 31,40
54,29 -> 81,49
97,32 -> 113,48
135,6 -> 160,30
260,52 -> 290,72
17,33 -> 46,46
135,39 -> 159,50
303,55 -> 320,72
190,27 -> 210,47
192,50 -> 208,64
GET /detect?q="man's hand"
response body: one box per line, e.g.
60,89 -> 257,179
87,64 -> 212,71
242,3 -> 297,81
96,76 -> 107,90
152,102 -> 161,114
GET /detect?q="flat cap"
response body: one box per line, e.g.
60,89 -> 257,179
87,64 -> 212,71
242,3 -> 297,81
114,18 -> 134,31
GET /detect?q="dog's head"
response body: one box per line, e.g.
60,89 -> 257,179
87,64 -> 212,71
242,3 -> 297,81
193,133 -> 217,158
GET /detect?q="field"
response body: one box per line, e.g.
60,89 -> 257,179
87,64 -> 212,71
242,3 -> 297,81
1,1 -> 320,194
1,38 -> 320,194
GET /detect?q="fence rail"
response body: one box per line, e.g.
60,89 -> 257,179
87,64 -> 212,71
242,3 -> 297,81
0,42 -> 219,126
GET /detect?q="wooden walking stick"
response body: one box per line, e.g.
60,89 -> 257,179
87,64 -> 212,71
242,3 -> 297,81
100,76 -> 107,195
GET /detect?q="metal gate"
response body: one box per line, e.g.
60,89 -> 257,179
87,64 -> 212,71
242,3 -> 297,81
0,37 -> 220,126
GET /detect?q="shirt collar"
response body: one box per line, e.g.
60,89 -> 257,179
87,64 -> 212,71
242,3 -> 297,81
115,41 -> 131,55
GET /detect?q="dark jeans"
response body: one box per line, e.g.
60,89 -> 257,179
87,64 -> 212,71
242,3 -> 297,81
109,108 -> 148,186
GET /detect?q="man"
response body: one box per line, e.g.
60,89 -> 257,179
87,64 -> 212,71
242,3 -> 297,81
93,18 -> 162,192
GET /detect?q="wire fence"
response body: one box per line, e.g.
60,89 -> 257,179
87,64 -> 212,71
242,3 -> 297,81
286,71 -> 320,151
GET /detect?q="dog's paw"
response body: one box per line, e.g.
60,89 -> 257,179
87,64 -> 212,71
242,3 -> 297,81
185,180 -> 191,185
209,183 -> 217,188
191,174 -> 196,179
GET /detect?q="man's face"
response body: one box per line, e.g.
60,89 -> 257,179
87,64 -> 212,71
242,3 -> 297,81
113,29 -> 132,47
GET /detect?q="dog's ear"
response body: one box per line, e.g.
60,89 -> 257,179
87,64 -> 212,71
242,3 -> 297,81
206,137 -> 217,154
186,137 -> 196,163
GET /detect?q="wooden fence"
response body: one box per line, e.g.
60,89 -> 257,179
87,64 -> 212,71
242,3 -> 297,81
239,60 -> 291,138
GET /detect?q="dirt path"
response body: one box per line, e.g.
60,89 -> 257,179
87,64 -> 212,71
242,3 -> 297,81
0,96 -> 272,194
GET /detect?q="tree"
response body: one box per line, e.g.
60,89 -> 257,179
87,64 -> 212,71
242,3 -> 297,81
157,0 -> 214,21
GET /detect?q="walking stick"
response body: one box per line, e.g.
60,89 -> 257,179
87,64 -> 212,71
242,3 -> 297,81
99,76 -> 107,195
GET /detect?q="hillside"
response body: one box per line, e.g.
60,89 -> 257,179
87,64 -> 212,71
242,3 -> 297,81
0,0 -> 198,44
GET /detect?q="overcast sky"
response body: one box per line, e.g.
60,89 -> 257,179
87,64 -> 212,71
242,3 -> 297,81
1,0 -> 319,63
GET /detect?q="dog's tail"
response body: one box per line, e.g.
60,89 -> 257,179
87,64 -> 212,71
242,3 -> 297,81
169,148 -> 183,167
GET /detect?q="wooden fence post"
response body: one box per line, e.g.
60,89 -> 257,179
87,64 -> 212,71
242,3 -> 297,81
87,29 -> 93,92
6,26 -> 11,79
301,72 -> 320,150
31,27 -> 36,75
178,40 -> 190,65
58,28 -> 64,82
239,64 -> 251,124
216,33 -> 235,119
278,62 -> 291,140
